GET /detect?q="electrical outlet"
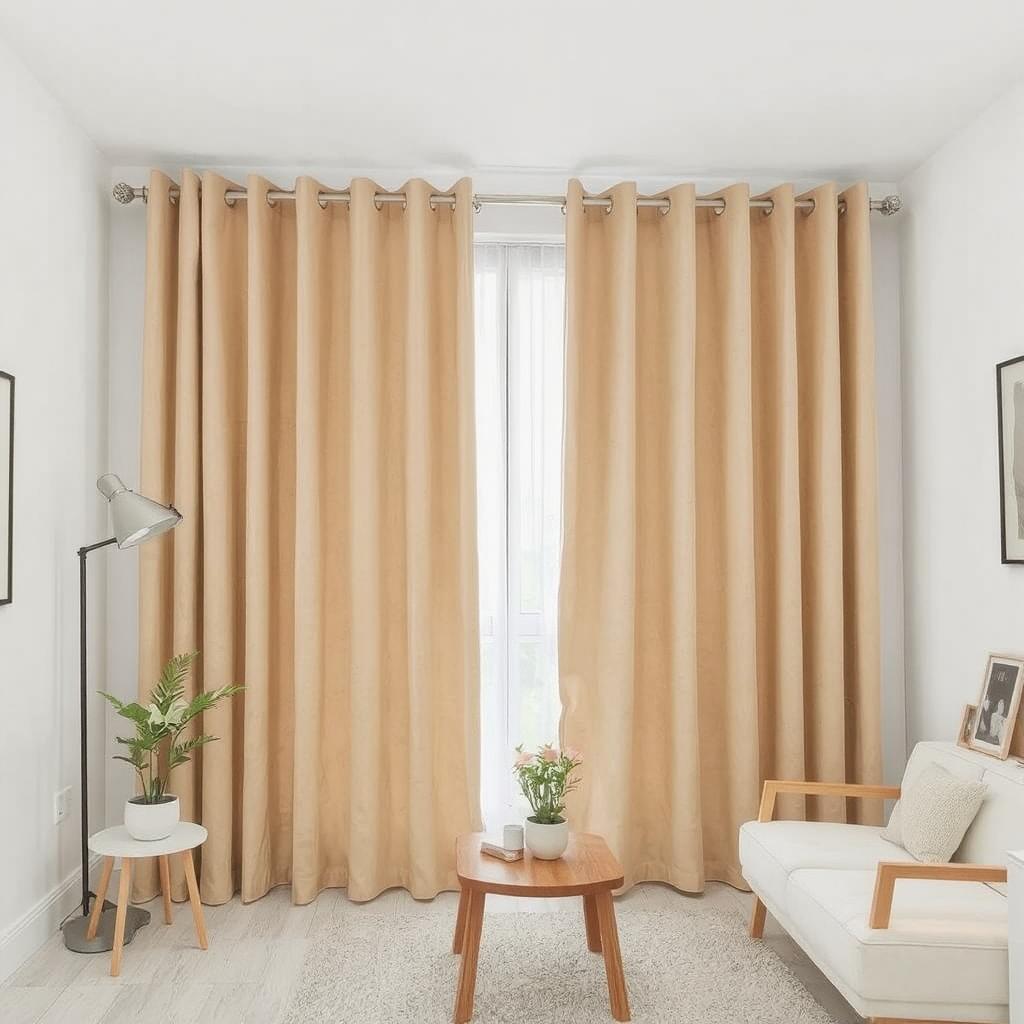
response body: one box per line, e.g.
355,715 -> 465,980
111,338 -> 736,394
53,786 -> 72,825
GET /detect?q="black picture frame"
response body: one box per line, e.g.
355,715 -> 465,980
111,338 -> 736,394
997,354 -> 1024,565
0,370 -> 12,605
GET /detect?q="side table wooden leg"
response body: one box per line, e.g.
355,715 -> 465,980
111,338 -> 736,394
453,889 -> 485,1023
110,858 -> 132,977
86,857 -> 114,940
181,849 -> 208,950
452,886 -> 469,954
158,855 -> 173,925
583,893 -> 602,953
595,890 -> 630,1022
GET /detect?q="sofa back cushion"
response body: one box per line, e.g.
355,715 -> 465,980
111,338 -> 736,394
903,741 -> 1024,867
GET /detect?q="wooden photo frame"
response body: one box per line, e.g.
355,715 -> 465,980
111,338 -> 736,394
957,704 -> 977,749
996,354 -> 1024,564
969,654 -> 1024,759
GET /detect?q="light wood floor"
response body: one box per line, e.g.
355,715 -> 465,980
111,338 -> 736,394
0,881 -> 860,1024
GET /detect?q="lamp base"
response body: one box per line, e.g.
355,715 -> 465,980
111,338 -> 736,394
62,902 -> 151,953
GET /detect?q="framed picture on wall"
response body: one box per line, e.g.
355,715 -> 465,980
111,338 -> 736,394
969,653 -> 1024,759
997,354 -> 1024,563
0,370 -> 11,605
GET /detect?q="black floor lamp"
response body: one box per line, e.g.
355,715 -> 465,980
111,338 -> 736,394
62,473 -> 181,953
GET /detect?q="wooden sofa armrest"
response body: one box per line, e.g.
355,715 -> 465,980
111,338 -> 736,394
757,780 -> 901,822
868,861 -> 1008,929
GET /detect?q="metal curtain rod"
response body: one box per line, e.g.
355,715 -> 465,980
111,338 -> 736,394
111,182 -> 903,216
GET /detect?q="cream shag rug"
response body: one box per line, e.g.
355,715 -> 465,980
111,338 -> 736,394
281,902 -> 837,1023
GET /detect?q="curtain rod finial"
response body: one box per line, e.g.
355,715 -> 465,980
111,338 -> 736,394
878,194 -> 902,216
112,182 -> 145,205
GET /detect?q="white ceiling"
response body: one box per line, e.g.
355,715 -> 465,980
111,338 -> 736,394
2,0 -> 1023,180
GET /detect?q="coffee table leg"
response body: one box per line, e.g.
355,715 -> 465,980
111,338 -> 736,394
595,890 -> 630,1021
110,858 -> 132,977
158,855 -> 173,924
86,857 -> 114,940
181,849 -> 208,950
453,889 -> 485,1023
453,886 -> 470,954
583,894 -> 602,953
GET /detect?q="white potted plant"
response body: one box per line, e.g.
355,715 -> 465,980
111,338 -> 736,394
512,744 -> 583,860
101,652 -> 242,841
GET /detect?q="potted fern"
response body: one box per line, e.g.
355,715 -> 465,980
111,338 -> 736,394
101,652 -> 242,840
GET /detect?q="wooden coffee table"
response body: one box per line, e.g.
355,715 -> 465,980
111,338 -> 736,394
452,832 -> 630,1022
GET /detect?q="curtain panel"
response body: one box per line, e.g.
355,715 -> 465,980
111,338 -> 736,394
137,170 -> 481,905
559,179 -> 882,891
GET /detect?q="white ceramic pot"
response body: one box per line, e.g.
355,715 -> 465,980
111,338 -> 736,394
124,795 -> 179,841
524,816 -> 569,860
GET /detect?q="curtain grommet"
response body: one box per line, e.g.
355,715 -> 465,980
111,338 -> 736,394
168,194 -> 177,207
713,203 -> 725,216
560,201 -> 567,216
318,194 -> 328,210
224,196 -> 236,208
762,201 -> 774,217
603,199 -> 613,215
266,196 -> 277,208
374,197 -> 383,211
801,197 -> 817,216
473,199 -> 482,214
658,199 -> 671,216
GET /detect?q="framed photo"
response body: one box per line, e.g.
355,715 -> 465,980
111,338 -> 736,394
957,704 -> 977,749
0,371 -> 11,606
969,654 -> 1024,759
997,354 -> 1024,563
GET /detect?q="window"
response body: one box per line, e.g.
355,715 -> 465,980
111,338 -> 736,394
475,242 -> 566,826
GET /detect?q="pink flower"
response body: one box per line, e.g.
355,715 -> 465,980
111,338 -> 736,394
541,746 -> 559,762
565,748 -> 583,764
514,752 -> 534,767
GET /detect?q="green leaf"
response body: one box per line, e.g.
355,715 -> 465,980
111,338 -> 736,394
177,684 -> 244,729
169,734 -> 217,769
112,744 -> 146,769
117,703 -> 153,727
151,651 -> 199,712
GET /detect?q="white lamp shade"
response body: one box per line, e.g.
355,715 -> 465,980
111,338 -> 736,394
96,473 -> 182,549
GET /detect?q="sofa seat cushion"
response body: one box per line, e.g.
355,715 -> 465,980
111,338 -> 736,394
739,820 -> 916,910
786,867 -> 1008,1007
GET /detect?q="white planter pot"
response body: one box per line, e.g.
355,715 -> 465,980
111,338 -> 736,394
124,795 -> 179,841
524,816 -> 569,860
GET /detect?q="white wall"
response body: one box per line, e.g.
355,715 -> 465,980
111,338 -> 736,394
0,38 -> 109,978
105,165 -> 906,791
901,82 -> 1024,746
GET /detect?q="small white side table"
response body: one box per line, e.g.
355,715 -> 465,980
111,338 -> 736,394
87,822 -> 208,976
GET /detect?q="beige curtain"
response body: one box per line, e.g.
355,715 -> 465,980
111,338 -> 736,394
559,179 -> 882,891
136,170 -> 481,906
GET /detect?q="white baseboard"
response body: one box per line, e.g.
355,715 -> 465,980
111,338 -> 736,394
0,854 -> 102,984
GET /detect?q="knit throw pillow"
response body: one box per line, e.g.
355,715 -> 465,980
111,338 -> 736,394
881,763 -> 987,863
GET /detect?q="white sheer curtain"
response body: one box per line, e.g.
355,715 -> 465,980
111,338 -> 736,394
475,242 -> 566,827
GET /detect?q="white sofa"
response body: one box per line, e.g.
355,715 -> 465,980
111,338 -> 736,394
739,741 -> 1024,1024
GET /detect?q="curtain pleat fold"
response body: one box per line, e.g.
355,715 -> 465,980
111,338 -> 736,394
138,171 -> 481,906
560,178 -> 882,890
